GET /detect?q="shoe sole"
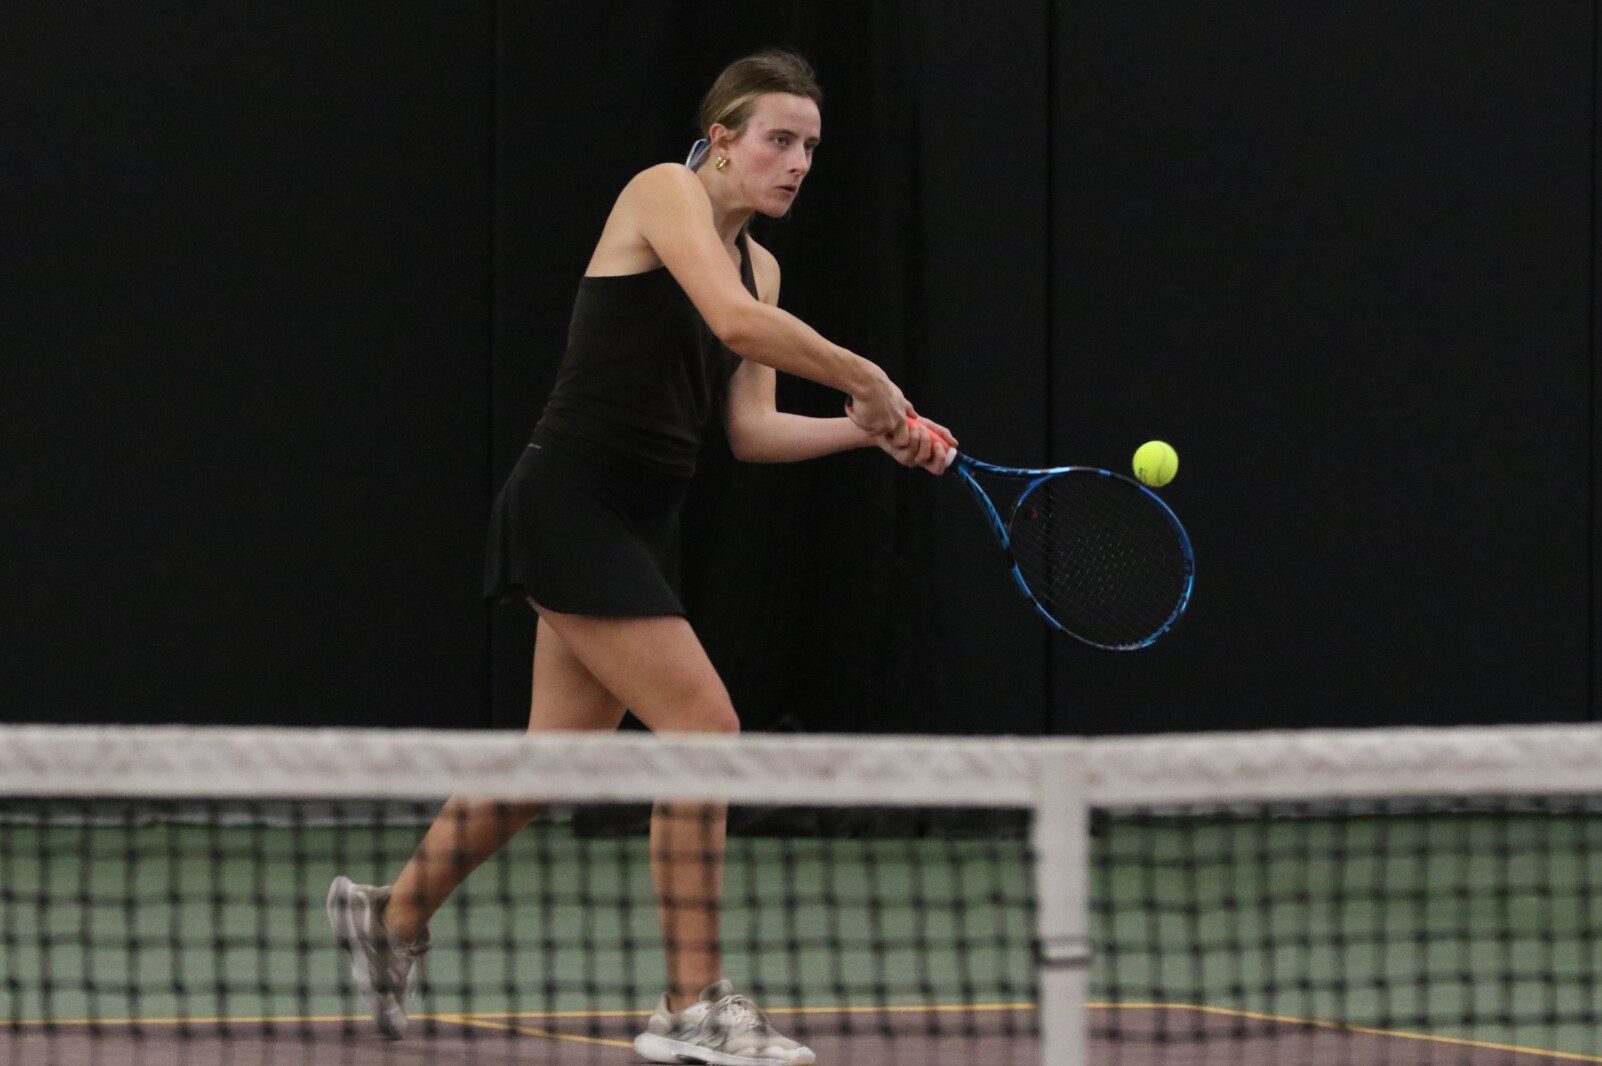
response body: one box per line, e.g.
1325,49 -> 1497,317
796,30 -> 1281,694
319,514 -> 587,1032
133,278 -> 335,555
326,876 -> 407,1040
633,1032 -> 815,1066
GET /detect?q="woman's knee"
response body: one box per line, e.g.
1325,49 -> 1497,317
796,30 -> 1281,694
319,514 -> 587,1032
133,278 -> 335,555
647,683 -> 740,735
700,700 -> 741,735
675,691 -> 741,735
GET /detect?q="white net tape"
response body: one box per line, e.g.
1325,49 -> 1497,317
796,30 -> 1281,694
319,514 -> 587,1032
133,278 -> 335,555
4,722 -> 1601,806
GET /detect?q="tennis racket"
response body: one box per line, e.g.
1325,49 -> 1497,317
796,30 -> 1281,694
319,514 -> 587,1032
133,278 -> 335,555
946,451 -> 1194,650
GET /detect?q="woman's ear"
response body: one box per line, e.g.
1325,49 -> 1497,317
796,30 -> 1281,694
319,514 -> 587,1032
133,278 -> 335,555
707,122 -> 738,159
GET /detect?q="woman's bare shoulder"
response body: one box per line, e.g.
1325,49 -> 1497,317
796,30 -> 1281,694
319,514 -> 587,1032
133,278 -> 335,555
621,162 -> 705,202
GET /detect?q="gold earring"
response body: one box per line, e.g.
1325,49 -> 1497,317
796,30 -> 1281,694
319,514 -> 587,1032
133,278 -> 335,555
714,155 -> 729,171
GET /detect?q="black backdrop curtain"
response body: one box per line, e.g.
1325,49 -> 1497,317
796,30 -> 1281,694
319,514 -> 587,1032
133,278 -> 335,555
3,2 -> 1597,732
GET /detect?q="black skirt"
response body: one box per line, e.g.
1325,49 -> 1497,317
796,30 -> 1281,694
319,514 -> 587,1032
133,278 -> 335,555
483,433 -> 690,616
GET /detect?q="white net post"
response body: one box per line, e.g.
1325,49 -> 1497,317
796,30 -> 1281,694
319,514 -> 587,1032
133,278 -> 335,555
1031,746 -> 1090,1066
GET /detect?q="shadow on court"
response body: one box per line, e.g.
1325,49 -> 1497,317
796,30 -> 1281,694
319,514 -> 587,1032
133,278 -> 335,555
3,1007 -> 1593,1065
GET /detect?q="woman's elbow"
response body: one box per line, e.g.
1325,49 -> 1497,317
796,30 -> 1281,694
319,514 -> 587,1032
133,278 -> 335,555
725,424 -> 764,462
725,412 -> 780,462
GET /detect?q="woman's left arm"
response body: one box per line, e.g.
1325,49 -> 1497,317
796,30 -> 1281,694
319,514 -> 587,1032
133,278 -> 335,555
724,239 -> 952,469
725,359 -> 877,462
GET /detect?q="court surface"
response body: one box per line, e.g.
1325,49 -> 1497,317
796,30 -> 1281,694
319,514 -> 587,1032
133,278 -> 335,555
7,1004 -> 1601,1065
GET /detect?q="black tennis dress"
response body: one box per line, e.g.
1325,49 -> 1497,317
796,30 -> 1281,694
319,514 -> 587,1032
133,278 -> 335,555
482,233 -> 755,615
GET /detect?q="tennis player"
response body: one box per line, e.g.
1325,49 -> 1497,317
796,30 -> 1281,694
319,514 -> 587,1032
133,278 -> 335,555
328,49 -> 954,1066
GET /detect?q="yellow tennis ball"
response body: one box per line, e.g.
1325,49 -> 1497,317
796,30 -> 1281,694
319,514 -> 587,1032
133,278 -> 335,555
1133,440 -> 1178,487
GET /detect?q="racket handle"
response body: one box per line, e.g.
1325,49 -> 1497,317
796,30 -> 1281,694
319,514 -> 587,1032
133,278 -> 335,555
907,416 -> 958,471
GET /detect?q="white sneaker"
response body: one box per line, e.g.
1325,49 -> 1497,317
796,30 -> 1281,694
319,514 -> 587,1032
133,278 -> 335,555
634,980 -> 816,1066
326,876 -> 429,1039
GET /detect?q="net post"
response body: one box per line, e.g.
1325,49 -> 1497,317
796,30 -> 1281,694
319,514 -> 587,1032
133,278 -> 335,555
1031,746 -> 1090,1066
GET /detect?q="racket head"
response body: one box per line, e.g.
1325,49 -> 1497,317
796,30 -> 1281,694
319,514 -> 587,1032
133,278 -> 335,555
1000,466 -> 1194,650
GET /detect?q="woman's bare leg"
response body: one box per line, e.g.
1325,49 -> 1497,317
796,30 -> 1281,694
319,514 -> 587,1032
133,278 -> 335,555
650,798 -> 727,1008
382,615 -> 626,942
533,609 -> 739,1012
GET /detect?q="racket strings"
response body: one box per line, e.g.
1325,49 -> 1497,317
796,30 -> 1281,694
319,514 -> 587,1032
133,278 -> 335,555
1007,473 -> 1191,648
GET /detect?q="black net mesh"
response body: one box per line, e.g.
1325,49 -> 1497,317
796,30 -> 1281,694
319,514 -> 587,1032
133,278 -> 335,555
7,726 -> 1602,1065
0,796 -> 1036,1066
1090,797 -> 1602,1065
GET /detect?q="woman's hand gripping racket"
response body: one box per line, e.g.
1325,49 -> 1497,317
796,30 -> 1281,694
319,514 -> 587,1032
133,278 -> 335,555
912,419 -> 1194,650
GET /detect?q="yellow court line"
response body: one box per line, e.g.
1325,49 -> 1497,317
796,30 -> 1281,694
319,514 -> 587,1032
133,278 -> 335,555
769,1002 -> 1037,1016
1092,1002 -> 1602,1064
451,1015 -> 634,1050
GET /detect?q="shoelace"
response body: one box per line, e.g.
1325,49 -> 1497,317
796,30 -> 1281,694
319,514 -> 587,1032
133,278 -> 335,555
712,995 -> 771,1035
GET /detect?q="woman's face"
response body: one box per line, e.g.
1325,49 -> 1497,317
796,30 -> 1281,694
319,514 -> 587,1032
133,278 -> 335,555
719,92 -> 821,218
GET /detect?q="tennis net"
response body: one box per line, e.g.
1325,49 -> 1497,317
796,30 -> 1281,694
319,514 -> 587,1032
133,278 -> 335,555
3,723 -> 1602,1065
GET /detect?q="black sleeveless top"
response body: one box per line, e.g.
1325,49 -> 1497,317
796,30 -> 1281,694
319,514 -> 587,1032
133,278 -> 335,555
533,231 -> 756,477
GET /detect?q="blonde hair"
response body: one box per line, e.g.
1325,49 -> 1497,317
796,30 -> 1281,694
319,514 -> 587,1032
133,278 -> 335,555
697,49 -> 822,142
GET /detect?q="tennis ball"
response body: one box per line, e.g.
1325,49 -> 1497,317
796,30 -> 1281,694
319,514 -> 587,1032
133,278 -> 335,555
1133,440 -> 1178,487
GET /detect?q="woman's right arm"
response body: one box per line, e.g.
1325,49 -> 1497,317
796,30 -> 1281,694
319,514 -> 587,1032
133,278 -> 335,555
619,165 -> 912,441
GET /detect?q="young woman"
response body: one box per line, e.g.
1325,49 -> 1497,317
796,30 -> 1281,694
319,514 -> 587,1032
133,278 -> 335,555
329,49 -> 955,1066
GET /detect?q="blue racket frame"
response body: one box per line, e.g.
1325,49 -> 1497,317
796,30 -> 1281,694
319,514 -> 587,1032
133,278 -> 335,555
950,453 -> 1195,650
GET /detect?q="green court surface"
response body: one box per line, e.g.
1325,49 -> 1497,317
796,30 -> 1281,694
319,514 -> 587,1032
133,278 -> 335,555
4,808 -> 1602,1062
